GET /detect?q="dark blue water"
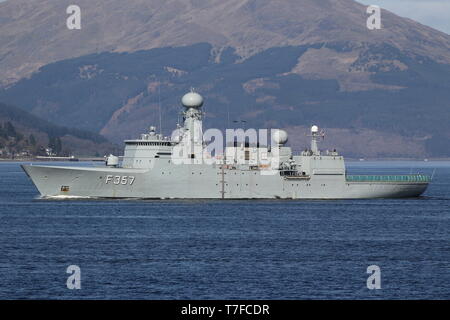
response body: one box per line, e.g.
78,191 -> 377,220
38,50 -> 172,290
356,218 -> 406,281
0,161 -> 449,299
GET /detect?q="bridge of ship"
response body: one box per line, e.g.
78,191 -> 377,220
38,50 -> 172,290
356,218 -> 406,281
345,174 -> 430,183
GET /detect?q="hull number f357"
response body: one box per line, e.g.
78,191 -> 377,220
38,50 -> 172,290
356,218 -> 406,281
105,175 -> 135,185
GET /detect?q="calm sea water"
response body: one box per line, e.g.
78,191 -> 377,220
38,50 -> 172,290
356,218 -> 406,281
0,161 -> 449,300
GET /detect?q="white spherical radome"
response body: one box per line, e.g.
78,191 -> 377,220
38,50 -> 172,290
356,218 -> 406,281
311,125 -> 319,133
181,92 -> 204,108
272,129 -> 288,145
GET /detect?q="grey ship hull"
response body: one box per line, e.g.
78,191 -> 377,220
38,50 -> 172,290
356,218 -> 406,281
21,91 -> 431,200
22,164 -> 429,199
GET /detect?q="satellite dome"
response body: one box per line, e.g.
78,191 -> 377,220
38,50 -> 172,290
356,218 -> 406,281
182,91 -> 203,108
272,129 -> 288,145
311,125 -> 319,133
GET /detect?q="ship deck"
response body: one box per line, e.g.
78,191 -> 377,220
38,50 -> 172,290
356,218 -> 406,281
346,174 -> 430,183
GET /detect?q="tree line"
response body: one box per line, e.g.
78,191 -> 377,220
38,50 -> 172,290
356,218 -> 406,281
0,121 -> 63,157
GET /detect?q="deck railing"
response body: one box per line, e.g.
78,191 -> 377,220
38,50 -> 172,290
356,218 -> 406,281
346,174 -> 431,183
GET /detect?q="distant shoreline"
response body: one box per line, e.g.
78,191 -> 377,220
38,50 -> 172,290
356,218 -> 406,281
346,158 -> 450,162
0,157 -> 106,162
1,158 -> 450,163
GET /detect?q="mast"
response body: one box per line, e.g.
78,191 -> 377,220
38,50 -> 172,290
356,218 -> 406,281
181,90 -> 204,159
309,125 -> 325,155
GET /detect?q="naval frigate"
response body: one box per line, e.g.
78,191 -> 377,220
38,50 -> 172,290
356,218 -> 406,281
22,91 -> 430,199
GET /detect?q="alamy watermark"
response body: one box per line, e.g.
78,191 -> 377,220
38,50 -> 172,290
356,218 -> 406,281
170,126 -> 285,175
66,5 -> 81,30
66,4 -> 381,32
367,5 -> 382,30
66,265 -> 81,289
366,265 -> 381,290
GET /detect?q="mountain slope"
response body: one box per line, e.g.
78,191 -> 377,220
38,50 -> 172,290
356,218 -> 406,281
1,42 -> 449,157
0,0 -> 449,86
1,0 -> 450,158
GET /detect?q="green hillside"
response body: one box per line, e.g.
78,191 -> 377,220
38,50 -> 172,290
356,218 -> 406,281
0,102 -> 118,157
